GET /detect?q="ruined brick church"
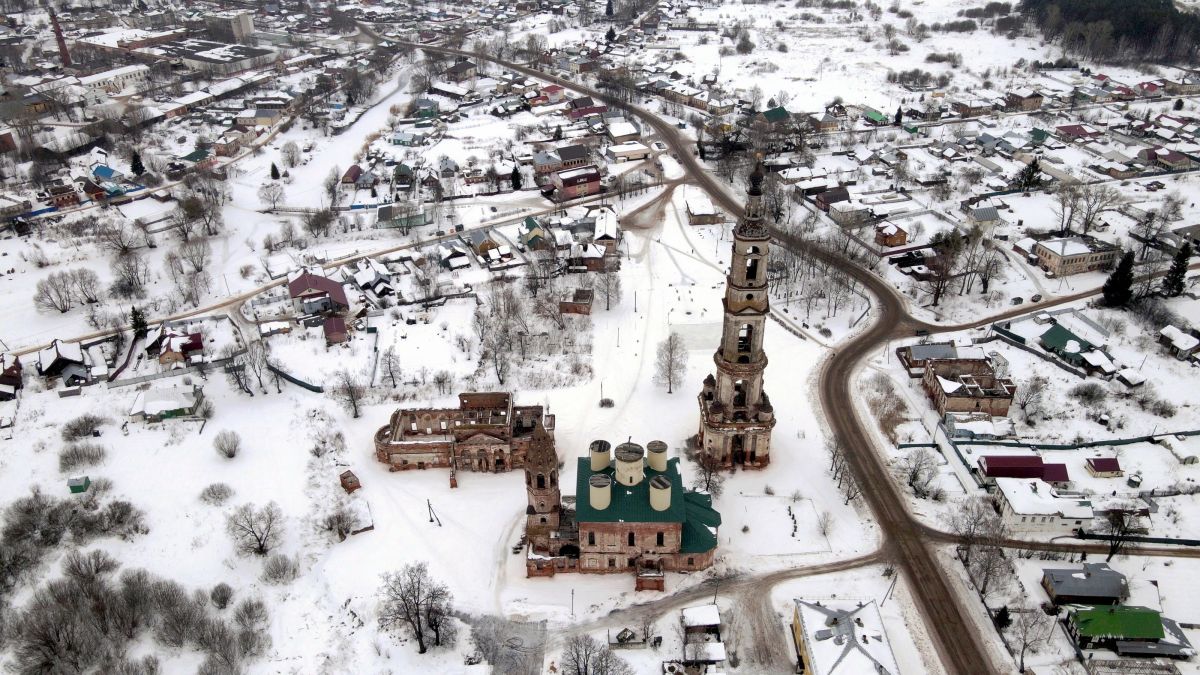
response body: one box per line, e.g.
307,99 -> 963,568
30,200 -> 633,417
373,393 -> 554,474
697,163 -> 777,469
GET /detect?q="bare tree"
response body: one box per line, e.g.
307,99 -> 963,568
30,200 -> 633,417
257,183 -> 285,211
1015,375 -> 1049,419
946,496 -> 1007,565
225,502 -> 284,556
561,634 -> 633,675
817,510 -> 833,536
432,369 -> 452,395
331,368 -> 366,418
595,270 -> 622,311
214,430 -> 242,459
280,141 -> 301,168
34,272 -> 75,313
380,346 -> 401,387
324,167 -> 341,205
655,332 -> 687,393
899,448 -> 938,498
1051,184 -> 1081,235
243,341 -> 269,393
1099,504 -> 1140,561
378,562 -> 454,654
97,218 -> 143,256
178,238 -> 213,273
67,268 -> 102,305
968,545 -> 1009,597
690,452 -> 725,498
110,253 -> 151,299
1010,607 -> 1052,673
1077,184 -> 1124,234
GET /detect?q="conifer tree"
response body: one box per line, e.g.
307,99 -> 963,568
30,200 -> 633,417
130,150 -> 145,177
1102,251 -> 1135,308
1162,243 -> 1191,297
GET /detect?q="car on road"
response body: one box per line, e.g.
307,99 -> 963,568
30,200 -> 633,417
1030,294 -> 1043,302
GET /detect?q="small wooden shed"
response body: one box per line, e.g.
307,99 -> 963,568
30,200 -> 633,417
339,470 -> 361,494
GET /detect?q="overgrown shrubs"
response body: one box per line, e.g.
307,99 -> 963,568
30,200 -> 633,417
0,489 -> 148,600
59,442 -> 107,472
200,483 -> 234,505
261,554 -> 298,584
1069,382 -> 1108,407
61,414 -> 107,441
6,554 -> 271,674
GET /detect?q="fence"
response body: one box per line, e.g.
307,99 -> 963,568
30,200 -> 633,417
266,364 -> 324,393
976,333 -> 1087,378
953,429 -> 1200,452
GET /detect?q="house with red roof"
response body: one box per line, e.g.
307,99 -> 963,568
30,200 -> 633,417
288,271 -> 349,315
978,455 -> 1070,488
1086,457 -> 1124,478
1138,146 -> 1193,171
0,353 -> 22,400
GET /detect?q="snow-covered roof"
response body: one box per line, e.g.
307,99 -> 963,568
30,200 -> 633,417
682,604 -> 721,628
1037,237 -> 1093,257
685,187 -> 716,216
995,478 -> 1094,519
130,387 -> 199,417
793,600 -> 899,675
607,121 -> 639,138
1161,326 -> 1199,352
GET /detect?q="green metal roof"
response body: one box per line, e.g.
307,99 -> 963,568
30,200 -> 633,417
864,108 -> 888,123
762,106 -> 790,123
1070,606 -> 1163,640
180,149 -> 210,163
1039,323 -> 1093,355
576,457 -> 684,523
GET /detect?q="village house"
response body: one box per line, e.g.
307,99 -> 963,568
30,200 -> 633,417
685,188 -> 721,225
791,599 -> 899,675
47,184 -> 80,208
556,144 -> 590,170
144,325 -> 204,366
0,353 -> 22,400
566,95 -> 607,120
994,477 -> 1093,535
553,165 -> 601,201
323,317 -> 348,345
1086,457 -> 1124,478
1159,325 -> 1200,360
36,339 -> 89,384
559,287 -> 594,315
921,357 -> 1016,416
374,392 -> 555,473
678,604 -> 726,666
441,59 -> 477,83
976,455 -> 1070,489
1042,563 -> 1127,606
128,385 -> 204,422
1033,236 -> 1121,276
1066,606 -> 1169,654
287,270 -> 349,315
874,221 -> 907,248
1005,88 -> 1043,112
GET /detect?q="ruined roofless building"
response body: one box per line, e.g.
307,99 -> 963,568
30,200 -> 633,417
697,162 -> 777,469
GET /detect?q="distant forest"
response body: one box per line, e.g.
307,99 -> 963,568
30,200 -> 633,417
1018,0 -> 1200,63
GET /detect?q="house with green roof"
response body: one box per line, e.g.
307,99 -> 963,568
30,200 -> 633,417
863,107 -> 889,126
759,105 -> 791,126
1067,606 -> 1164,650
1038,322 -> 1094,367
572,440 -> 721,588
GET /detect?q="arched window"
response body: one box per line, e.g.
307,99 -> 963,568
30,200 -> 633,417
536,474 -> 546,489
737,324 -> 754,353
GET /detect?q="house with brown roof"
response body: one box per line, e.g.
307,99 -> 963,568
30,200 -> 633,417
323,317 -> 348,345
287,271 -> 349,315
0,353 -> 22,400
922,357 -> 1017,416
1086,457 -> 1123,478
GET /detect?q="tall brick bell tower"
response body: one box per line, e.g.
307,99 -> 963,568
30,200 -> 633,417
696,162 -> 776,469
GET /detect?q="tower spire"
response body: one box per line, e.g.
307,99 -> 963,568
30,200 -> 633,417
695,164 -> 777,470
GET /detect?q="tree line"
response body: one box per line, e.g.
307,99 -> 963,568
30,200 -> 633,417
1020,0 -> 1200,63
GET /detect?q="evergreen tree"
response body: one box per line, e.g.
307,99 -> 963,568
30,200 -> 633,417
697,141 -> 706,160
993,606 -> 1012,630
510,166 -> 523,191
606,0 -> 613,17
894,105 -> 903,126
1102,251 -> 1135,308
606,25 -> 616,42
1175,98 -> 1185,111
553,125 -> 563,140
130,150 -> 145,177
270,163 -> 281,180
129,306 -> 148,337
1014,158 -> 1042,191
1162,243 -> 1191,297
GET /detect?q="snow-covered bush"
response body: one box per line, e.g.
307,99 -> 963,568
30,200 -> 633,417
199,483 -> 234,505
210,582 -> 234,610
1069,382 -> 1108,407
61,414 -> 107,441
59,442 -> 107,472
261,554 -> 299,585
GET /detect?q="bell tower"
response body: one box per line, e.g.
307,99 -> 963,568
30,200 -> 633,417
524,420 -> 561,540
697,162 -> 776,469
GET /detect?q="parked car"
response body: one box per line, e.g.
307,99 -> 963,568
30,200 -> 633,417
1030,294 -> 1043,303
1011,297 -> 1024,305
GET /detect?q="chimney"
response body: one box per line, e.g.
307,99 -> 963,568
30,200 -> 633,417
589,473 -> 611,510
589,440 -> 611,472
647,440 -> 668,472
649,474 -> 671,512
49,8 -> 72,68
614,442 -> 645,486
